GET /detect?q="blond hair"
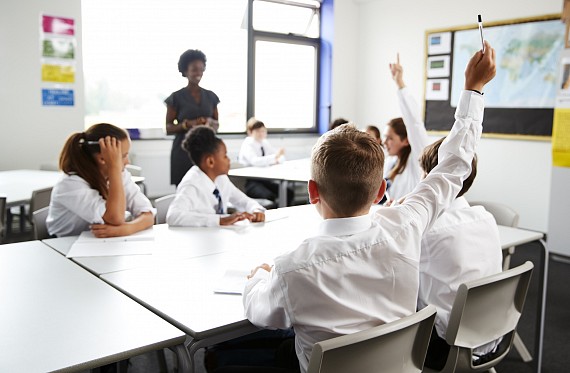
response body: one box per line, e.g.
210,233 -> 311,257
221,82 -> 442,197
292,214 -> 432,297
311,124 -> 385,216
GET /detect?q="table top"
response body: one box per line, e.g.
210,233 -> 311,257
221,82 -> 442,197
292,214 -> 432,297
228,158 -> 310,183
0,241 -> 185,373
0,170 -> 62,207
0,169 -> 145,208
497,225 -> 544,249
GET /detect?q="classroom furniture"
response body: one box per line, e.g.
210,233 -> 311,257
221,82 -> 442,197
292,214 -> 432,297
32,206 -> 50,240
229,162 -> 277,209
0,240 -> 189,372
497,225 -> 547,373
228,158 -> 310,207
154,193 -> 176,224
0,195 -> 5,243
423,261 -> 534,373
126,164 -> 148,195
307,305 -> 437,373
40,206 -> 549,373
470,200 -> 532,363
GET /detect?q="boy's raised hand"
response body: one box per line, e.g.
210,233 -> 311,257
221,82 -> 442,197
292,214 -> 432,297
465,40 -> 496,92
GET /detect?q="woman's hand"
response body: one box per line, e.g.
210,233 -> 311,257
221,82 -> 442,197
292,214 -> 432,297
247,263 -> 273,279
91,223 -> 133,238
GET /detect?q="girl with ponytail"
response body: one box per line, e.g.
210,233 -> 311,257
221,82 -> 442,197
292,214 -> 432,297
47,123 -> 155,237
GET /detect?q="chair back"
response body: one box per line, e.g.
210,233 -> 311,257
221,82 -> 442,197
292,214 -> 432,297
29,187 -> 53,223
307,305 -> 437,373
469,201 -> 519,228
32,206 -> 51,240
0,195 -> 6,242
154,194 -> 176,224
440,261 -> 534,372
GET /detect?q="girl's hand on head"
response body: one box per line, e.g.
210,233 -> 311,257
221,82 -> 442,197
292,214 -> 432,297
99,136 -> 123,172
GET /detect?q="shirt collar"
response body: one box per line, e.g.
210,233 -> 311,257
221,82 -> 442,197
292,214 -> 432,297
192,165 -> 217,191
317,214 -> 373,237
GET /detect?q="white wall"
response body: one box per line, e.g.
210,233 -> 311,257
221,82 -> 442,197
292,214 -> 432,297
0,0 -> 84,171
333,0 -> 561,231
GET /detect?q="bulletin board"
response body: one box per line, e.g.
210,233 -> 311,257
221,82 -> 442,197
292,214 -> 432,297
424,14 -> 564,140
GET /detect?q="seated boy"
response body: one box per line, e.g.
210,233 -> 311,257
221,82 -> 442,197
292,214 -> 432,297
242,42 -> 496,373
417,137 -> 503,370
166,126 -> 266,227
238,117 -> 294,205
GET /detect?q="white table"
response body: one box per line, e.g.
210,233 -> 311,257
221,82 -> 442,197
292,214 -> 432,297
0,170 -> 62,208
0,240 -> 188,373
41,206 -> 548,373
229,159 -> 310,207
497,225 -> 547,373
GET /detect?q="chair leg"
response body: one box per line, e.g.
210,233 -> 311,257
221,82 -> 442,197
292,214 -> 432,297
513,332 -> 533,363
488,368 -> 497,373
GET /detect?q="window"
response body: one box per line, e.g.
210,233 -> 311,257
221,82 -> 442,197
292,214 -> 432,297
82,0 -> 248,133
247,0 -> 321,132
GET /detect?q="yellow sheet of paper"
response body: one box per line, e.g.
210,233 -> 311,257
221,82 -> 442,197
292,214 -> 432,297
41,64 -> 75,83
552,108 -> 570,167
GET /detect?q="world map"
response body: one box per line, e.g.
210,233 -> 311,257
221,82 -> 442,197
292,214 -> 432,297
450,20 -> 565,108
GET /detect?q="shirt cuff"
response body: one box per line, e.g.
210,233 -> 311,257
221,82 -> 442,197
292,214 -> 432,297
455,90 -> 484,122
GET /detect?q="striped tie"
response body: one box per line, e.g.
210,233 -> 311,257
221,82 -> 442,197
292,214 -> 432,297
213,187 -> 224,214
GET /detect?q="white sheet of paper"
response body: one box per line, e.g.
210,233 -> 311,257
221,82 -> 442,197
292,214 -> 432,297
67,241 -> 155,258
213,269 -> 250,295
427,56 -> 450,78
426,79 -> 449,101
427,32 -> 452,55
75,228 -> 155,243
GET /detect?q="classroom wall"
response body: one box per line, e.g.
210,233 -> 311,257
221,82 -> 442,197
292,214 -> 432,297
333,0 -> 561,231
0,0 -> 84,171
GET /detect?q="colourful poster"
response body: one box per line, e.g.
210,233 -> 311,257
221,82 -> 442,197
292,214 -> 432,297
42,89 -> 74,106
552,108 -> 570,167
42,15 -> 74,35
42,38 -> 75,59
41,64 -> 75,83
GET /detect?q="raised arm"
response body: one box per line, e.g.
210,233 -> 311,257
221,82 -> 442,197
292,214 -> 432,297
394,42 -> 496,233
389,53 -> 431,154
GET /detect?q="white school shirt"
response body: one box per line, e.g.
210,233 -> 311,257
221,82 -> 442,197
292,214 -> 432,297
238,136 -> 285,167
385,87 -> 433,201
243,90 -> 484,373
418,197 -> 503,355
46,170 -> 155,237
166,165 -> 265,227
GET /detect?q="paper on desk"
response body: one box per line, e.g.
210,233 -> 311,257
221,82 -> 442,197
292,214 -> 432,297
74,228 -> 155,243
66,229 -> 156,258
213,269 -> 250,295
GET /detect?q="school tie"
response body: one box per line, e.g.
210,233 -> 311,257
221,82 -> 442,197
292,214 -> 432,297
260,146 -> 265,156
213,187 -> 224,214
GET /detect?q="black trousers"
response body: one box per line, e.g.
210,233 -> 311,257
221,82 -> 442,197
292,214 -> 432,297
245,180 -> 294,206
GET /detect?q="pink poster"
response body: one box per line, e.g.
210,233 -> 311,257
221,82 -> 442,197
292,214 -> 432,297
42,15 -> 74,35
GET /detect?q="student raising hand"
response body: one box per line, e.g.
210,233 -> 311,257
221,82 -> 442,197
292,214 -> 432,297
465,40 -> 496,92
389,53 -> 405,89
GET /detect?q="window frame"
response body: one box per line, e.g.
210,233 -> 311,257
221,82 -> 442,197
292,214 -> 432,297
246,0 -> 322,134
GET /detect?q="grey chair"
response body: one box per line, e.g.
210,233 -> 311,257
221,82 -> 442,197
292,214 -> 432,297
307,305 -> 437,373
423,261 -> 534,373
229,161 -> 276,209
32,206 -> 51,240
0,195 -> 6,243
126,164 -> 147,195
154,194 -> 176,224
8,186 -> 53,233
468,200 -> 531,362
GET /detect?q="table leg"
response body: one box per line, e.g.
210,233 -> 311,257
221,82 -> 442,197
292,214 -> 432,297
533,239 -> 548,373
278,180 -> 288,208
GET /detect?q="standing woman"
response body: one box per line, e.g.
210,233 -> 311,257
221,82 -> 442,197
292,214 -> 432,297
47,123 -> 155,237
165,49 -> 220,186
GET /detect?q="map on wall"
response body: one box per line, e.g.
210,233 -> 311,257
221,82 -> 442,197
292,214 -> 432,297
450,20 -> 565,109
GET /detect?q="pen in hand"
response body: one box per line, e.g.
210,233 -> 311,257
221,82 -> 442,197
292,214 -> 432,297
478,14 -> 485,54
